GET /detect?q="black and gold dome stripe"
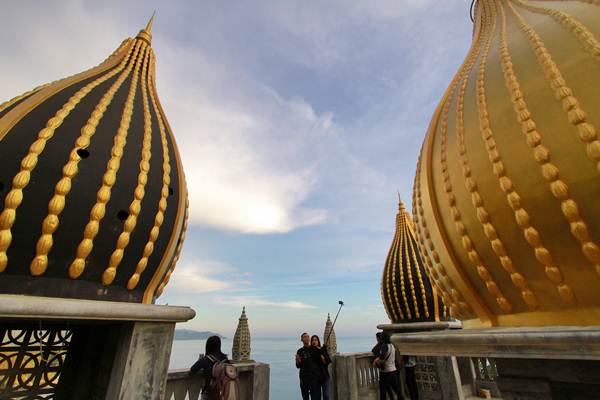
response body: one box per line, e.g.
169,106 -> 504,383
381,197 -> 447,323
0,17 -> 188,303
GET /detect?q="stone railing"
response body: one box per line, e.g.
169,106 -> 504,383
471,357 -> 501,398
165,361 -> 269,400
332,352 -> 449,400
332,352 -> 379,400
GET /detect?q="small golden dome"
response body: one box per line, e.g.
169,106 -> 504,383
0,18 -> 188,303
413,0 -> 600,327
381,195 -> 447,323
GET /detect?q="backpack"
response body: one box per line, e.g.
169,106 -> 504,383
206,355 -> 240,400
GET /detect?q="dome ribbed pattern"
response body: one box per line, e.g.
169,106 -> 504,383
413,0 -> 600,327
381,198 -> 446,323
0,19 -> 188,303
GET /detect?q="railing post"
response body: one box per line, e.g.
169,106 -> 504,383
250,362 -> 270,400
332,353 -> 376,400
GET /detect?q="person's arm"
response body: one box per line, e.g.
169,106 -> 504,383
311,347 -> 325,366
322,347 -> 331,365
295,350 -> 302,369
189,357 -> 208,376
380,343 -> 389,359
373,343 -> 388,367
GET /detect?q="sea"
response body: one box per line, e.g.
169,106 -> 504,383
169,336 -> 373,400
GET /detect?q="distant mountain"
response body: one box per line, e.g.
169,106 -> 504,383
174,329 -> 226,340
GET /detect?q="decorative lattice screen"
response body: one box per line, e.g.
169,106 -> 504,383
0,326 -> 72,399
415,356 -> 440,393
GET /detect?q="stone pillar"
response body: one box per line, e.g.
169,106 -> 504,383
231,360 -> 270,400
434,356 -> 464,400
0,295 -> 195,400
251,362 -> 270,400
106,322 -> 176,400
332,353 -> 359,400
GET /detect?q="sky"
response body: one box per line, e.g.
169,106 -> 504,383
0,1 -> 471,338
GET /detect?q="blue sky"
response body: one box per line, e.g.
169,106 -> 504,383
0,1 -> 471,337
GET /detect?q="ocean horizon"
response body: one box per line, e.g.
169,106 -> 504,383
169,336 -> 374,399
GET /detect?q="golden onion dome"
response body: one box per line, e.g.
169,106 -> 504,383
381,196 -> 447,323
413,0 -> 600,327
0,17 -> 188,304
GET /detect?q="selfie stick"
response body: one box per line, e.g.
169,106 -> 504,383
325,300 -> 344,346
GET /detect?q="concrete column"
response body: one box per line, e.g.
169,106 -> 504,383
106,321 -> 176,400
251,362 -> 270,400
434,356 -> 464,400
333,353 -> 359,400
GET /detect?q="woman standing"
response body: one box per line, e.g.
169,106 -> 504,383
189,336 -> 228,400
311,335 -> 332,400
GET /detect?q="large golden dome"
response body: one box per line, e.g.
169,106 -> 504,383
413,0 -> 600,327
0,18 -> 188,303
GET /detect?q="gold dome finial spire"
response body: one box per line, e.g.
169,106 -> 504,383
146,11 -> 155,33
397,191 -> 406,212
136,13 -> 155,44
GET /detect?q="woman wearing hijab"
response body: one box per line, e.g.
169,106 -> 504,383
189,335 -> 228,399
311,335 -> 332,400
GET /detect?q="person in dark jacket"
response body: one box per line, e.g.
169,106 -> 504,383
311,335 -> 332,400
189,335 -> 228,399
296,332 -> 321,400
403,355 -> 419,400
372,332 -> 383,357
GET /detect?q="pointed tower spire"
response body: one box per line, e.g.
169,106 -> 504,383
146,11 -> 155,32
398,191 -> 406,212
323,313 -> 337,354
232,306 -> 251,361
136,13 -> 155,44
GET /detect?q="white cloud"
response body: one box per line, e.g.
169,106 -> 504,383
0,3 -> 335,235
216,296 -> 316,310
167,261 -> 233,293
154,39 -> 334,234
256,0 -> 440,70
0,2 -> 126,97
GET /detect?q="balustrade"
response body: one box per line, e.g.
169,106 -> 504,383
165,361 -> 269,400
332,352 -> 379,400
